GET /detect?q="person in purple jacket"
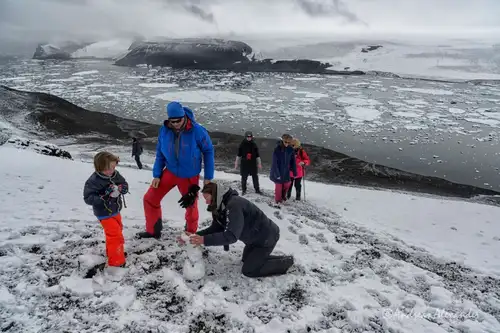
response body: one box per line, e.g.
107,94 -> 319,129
179,181 -> 295,278
270,133 -> 297,204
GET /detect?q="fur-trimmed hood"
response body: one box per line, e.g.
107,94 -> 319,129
213,182 -> 238,211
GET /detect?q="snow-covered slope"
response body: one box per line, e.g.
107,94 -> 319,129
324,40 -> 500,81
71,38 -> 134,60
1,146 -> 500,332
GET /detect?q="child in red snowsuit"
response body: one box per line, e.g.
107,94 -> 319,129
287,139 -> 310,201
83,152 -> 129,267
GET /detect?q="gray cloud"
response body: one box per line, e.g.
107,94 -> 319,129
295,0 -> 363,24
1,0 -> 499,56
183,4 -> 215,23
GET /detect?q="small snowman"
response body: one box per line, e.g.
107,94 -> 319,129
180,233 -> 205,281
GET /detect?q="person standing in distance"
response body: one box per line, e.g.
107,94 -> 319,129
131,137 -> 143,170
287,138 -> 310,201
235,131 -> 262,195
270,134 -> 297,204
137,101 -> 215,239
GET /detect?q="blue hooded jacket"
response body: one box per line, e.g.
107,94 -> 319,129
270,140 -> 297,184
152,106 -> 215,180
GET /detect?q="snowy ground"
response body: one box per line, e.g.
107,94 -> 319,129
1,146 -> 500,332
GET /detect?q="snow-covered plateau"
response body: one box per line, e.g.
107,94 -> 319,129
1,145 -> 500,332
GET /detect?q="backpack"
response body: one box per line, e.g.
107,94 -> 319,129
297,148 -> 306,161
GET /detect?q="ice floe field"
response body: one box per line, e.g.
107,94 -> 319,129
1,59 -> 499,136
1,54 -> 500,190
1,145 -> 500,332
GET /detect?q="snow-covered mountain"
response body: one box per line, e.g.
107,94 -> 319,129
25,34 -> 500,80
33,38 -> 135,61
71,38 -> 136,60
1,145 -> 500,332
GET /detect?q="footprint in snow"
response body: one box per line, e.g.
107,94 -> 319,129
289,219 -> 303,229
323,246 -> 341,257
298,234 -> 308,245
310,232 -> 327,243
366,289 -> 391,308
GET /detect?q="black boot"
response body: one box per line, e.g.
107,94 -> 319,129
135,231 -> 160,239
136,219 -> 162,239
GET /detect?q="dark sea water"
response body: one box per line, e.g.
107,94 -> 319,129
1,57 -> 500,191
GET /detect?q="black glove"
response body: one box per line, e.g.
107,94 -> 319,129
223,245 -> 229,251
178,184 -> 201,209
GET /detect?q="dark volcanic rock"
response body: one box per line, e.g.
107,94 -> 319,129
0,85 -> 159,140
227,59 -> 364,75
115,38 -> 252,68
361,45 -> 383,53
1,85 -> 499,199
115,39 -> 365,76
5,137 -> 72,159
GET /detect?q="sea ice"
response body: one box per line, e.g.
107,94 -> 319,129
345,106 -> 381,122
153,90 -> 252,103
138,83 -> 179,88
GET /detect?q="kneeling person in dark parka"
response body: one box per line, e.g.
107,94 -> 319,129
184,182 -> 294,278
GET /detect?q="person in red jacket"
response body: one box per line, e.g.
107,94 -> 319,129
287,139 -> 310,201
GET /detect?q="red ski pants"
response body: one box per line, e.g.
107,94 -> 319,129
100,214 -> 125,267
143,169 -> 200,234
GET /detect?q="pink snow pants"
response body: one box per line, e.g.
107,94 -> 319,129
275,182 -> 291,203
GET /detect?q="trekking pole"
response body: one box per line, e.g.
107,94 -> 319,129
303,166 -> 306,201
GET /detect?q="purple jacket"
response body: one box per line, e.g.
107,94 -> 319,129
270,141 -> 297,184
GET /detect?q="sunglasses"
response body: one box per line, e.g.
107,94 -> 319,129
169,118 -> 182,124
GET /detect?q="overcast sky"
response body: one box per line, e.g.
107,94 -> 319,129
0,0 -> 499,49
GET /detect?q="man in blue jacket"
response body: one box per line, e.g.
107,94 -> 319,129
137,101 -> 215,239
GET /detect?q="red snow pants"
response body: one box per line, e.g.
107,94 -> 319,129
143,169 -> 200,234
274,181 -> 291,203
100,214 -> 125,267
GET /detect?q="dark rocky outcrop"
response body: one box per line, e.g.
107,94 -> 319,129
115,38 -> 252,68
224,59 -> 365,75
1,85 -> 499,200
5,137 -> 72,159
114,39 -> 365,76
361,45 -> 383,53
